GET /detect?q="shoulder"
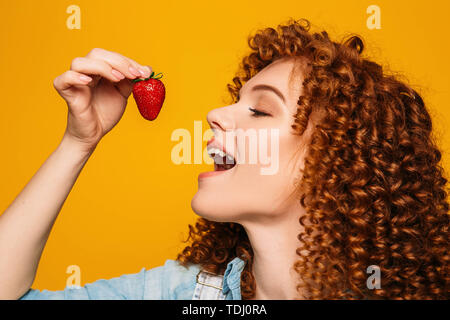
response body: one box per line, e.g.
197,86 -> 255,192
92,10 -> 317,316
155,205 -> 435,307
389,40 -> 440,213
143,259 -> 201,300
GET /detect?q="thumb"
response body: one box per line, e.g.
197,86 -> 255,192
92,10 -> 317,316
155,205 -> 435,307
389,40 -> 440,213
115,78 -> 134,98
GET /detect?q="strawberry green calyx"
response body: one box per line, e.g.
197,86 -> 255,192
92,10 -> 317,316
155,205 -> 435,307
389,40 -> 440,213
132,71 -> 164,83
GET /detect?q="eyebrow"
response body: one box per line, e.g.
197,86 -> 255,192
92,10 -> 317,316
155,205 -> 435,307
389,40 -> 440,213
240,84 -> 286,104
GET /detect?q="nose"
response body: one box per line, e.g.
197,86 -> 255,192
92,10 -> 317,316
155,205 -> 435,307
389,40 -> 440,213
206,105 -> 235,133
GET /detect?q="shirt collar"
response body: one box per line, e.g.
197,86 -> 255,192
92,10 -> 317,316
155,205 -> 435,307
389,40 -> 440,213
222,256 -> 246,299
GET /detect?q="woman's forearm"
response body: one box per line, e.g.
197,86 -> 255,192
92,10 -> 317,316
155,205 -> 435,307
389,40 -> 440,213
0,133 -> 95,299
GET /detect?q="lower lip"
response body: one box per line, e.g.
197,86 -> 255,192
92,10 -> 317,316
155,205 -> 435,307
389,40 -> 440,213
198,170 -> 227,180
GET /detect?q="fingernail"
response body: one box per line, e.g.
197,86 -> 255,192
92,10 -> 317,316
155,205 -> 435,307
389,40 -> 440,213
138,68 -> 148,77
129,66 -> 140,77
145,66 -> 152,77
111,69 -> 125,80
79,75 -> 92,82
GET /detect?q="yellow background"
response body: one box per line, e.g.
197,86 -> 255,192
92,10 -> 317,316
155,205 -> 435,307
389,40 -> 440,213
1,0 -> 449,290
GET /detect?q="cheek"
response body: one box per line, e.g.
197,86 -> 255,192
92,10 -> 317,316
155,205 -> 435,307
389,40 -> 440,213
264,132 -> 305,198
241,127 -> 302,178
235,131 -> 303,203
234,127 -> 280,171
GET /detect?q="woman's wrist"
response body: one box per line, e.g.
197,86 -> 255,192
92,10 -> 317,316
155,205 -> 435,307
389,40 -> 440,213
58,132 -> 98,161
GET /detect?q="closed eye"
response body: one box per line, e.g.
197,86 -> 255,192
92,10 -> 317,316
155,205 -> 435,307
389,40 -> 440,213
249,107 -> 270,117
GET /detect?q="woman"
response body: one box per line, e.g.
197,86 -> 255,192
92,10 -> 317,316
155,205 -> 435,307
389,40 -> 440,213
0,19 -> 448,300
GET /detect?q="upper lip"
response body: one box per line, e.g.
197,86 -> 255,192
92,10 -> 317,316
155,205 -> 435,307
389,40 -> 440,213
206,137 -> 235,160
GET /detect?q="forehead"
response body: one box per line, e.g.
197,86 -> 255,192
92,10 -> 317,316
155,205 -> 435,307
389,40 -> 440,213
244,57 -> 305,108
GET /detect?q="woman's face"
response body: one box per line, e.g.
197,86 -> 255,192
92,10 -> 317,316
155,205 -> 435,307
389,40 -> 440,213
191,57 -> 314,223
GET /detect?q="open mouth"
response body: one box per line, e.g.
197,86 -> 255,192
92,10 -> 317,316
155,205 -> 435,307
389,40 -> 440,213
207,147 -> 236,171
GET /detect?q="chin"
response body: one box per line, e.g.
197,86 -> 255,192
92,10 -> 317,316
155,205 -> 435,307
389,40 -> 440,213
191,191 -> 240,223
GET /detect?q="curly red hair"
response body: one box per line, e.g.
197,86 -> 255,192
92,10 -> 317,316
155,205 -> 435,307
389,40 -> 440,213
177,18 -> 449,299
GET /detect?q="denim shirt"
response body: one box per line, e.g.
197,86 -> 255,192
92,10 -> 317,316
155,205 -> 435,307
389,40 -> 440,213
19,257 -> 245,300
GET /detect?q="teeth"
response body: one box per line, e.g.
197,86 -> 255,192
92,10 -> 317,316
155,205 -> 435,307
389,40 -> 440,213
207,147 -> 235,164
207,147 -> 226,157
225,154 -> 235,164
207,147 -> 220,156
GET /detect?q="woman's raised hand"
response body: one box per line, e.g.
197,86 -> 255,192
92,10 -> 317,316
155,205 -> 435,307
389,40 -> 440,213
53,48 -> 152,151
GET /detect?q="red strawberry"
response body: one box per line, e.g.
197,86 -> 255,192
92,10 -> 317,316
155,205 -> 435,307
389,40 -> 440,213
132,72 -> 166,121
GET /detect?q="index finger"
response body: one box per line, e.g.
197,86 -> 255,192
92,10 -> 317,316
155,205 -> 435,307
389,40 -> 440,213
86,48 -> 151,79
